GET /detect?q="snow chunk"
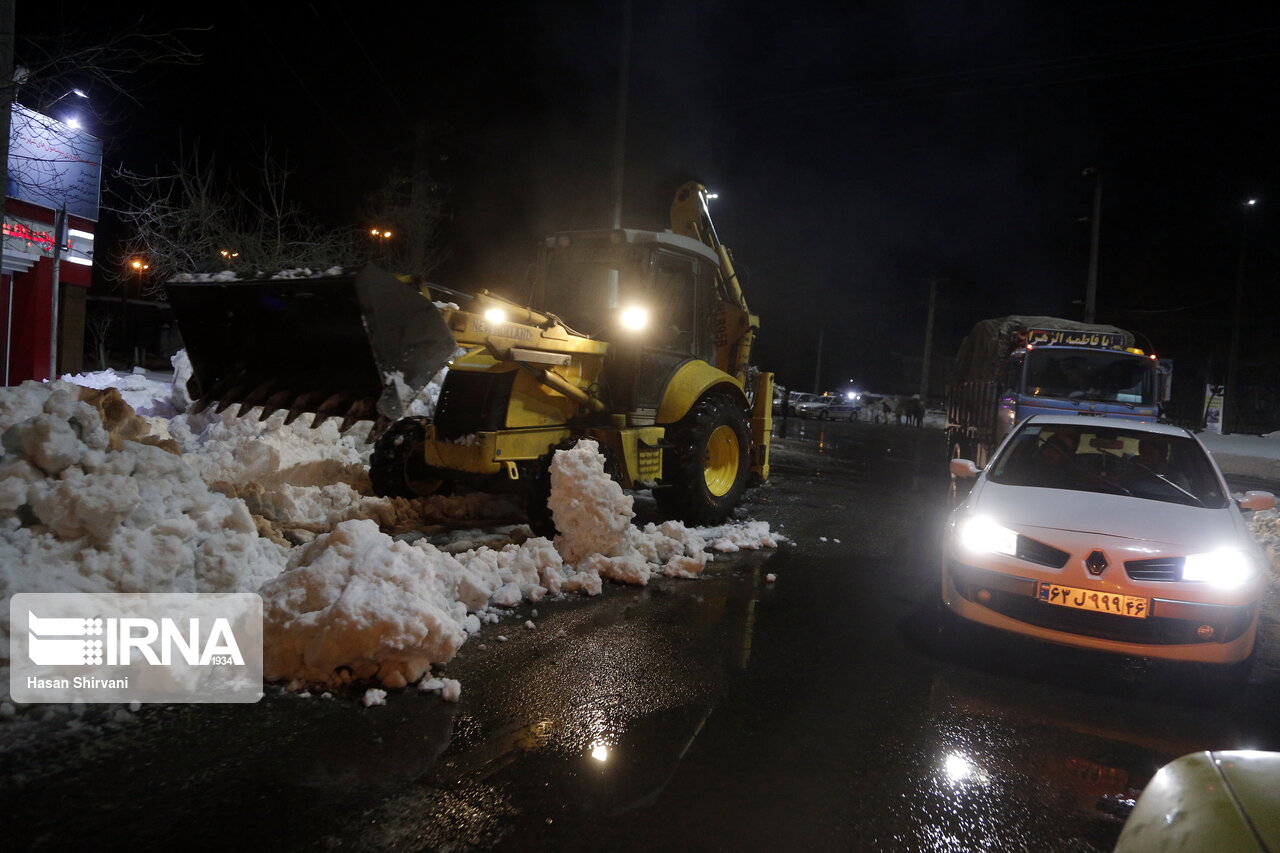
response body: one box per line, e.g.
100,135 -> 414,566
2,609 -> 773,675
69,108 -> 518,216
361,688 -> 387,707
259,519 -> 469,689
548,439 -> 633,563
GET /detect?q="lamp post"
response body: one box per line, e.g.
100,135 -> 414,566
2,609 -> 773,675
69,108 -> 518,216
1082,167 -> 1102,323
46,88 -> 88,126
1225,198 -> 1258,434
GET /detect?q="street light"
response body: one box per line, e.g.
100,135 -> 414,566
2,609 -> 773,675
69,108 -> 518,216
46,88 -> 88,127
1225,197 -> 1259,433
1082,167 -> 1102,323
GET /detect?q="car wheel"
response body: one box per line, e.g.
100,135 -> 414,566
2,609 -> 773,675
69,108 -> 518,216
655,393 -> 751,525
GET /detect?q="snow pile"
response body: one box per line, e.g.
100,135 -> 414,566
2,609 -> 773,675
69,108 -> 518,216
259,518 -> 601,688
0,381 -> 289,700
165,409 -> 374,490
261,520 -> 470,689
256,440 -> 779,690
548,439 -> 711,585
25,367 -> 783,699
59,367 -> 177,419
1249,510 -> 1280,581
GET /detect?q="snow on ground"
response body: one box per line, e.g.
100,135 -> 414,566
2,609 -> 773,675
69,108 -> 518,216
1197,430 -> 1280,481
1,360 -> 782,708
0,380 -> 290,705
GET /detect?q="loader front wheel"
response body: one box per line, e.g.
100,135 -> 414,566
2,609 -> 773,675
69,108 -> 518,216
655,394 -> 751,526
369,417 -> 451,498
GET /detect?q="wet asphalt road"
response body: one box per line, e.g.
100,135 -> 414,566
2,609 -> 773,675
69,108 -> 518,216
5,419 -> 1280,851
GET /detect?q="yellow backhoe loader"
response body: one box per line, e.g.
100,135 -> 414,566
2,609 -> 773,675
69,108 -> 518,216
167,182 -> 772,527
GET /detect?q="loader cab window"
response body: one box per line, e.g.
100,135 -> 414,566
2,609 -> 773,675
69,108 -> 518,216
540,245 -> 648,336
651,253 -> 697,354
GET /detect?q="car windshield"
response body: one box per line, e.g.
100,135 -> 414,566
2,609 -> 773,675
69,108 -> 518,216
987,423 -> 1227,508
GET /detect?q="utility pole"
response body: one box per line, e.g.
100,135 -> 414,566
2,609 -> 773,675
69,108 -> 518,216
1082,167 -> 1102,323
812,326 -> 824,394
48,207 -> 67,379
609,0 -> 632,229
1225,198 -> 1258,434
919,277 -> 942,402
1,0 -> 14,386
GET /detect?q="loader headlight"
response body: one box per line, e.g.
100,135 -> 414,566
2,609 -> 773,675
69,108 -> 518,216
619,305 -> 649,332
1182,549 -> 1254,588
484,308 -> 507,325
957,516 -> 1018,557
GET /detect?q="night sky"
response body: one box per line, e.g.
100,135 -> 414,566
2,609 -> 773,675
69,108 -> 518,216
20,2 -> 1280,408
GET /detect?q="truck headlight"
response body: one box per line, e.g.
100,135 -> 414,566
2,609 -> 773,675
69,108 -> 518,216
957,516 -> 1018,557
1182,549 -> 1254,588
619,305 -> 649,331
484,308 -> 507,325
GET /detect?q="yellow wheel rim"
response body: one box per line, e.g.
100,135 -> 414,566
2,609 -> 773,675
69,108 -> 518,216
704,425 -> 740,497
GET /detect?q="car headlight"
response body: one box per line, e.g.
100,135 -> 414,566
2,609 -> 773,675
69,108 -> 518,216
1182,549 -> 1254,588
957,516 -> 1018,557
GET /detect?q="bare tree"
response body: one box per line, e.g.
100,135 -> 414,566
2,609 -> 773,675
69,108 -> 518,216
108,146 -> 364,293
361,166 -> 451,279
6,23 -> 202,204
360,122 -> 453,279
86,311 -> 114,369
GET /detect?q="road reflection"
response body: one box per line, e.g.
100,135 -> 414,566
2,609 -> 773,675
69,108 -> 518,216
348,551 -> 777,848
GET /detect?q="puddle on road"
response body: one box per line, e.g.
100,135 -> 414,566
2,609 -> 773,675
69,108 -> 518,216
342,552 -> 777,849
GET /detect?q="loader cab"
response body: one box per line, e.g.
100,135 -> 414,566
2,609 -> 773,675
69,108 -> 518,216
535,229 -> 720,362
535,228 -> 722,417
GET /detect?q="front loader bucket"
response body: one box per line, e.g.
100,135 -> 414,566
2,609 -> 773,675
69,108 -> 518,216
166,266 -> 457,430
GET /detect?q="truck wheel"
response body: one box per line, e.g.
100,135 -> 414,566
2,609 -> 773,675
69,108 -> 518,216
369,417 -> 451,498
655,394 -> 751,526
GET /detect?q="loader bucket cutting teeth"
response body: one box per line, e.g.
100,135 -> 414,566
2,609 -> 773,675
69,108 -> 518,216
166,266 -> 456,426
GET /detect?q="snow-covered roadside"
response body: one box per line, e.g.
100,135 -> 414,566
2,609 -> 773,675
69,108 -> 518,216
1,361 -> 783,713
1198,430 -> 1280,482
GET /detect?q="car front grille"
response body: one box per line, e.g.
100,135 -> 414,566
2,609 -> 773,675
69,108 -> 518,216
1015,535 -> 1070,568
1124,557 -> 1183,582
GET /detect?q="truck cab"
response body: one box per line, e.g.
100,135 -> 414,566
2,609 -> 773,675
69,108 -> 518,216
948,318 -> 1162,470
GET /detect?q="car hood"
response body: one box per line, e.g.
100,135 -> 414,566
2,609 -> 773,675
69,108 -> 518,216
971,481 -> 1240,549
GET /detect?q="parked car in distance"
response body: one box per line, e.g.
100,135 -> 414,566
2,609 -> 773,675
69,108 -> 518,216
943,415 -> 1274,678
790,392 -> 832,419
1113,750 -> 1280,852
824,394 -> 862,421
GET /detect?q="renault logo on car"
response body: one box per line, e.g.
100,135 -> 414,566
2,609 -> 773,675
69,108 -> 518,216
1085,550 -> 1109,576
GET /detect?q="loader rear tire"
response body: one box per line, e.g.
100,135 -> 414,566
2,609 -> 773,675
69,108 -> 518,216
654,394 -> 750,526
369,417 -> 451,498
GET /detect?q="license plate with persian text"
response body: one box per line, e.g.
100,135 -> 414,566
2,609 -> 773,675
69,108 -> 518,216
1038,583 -> 1149,619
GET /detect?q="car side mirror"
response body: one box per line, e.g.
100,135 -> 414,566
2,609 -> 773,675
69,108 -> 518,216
1237,490 -> 1276,512
950,458 -> 980,478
